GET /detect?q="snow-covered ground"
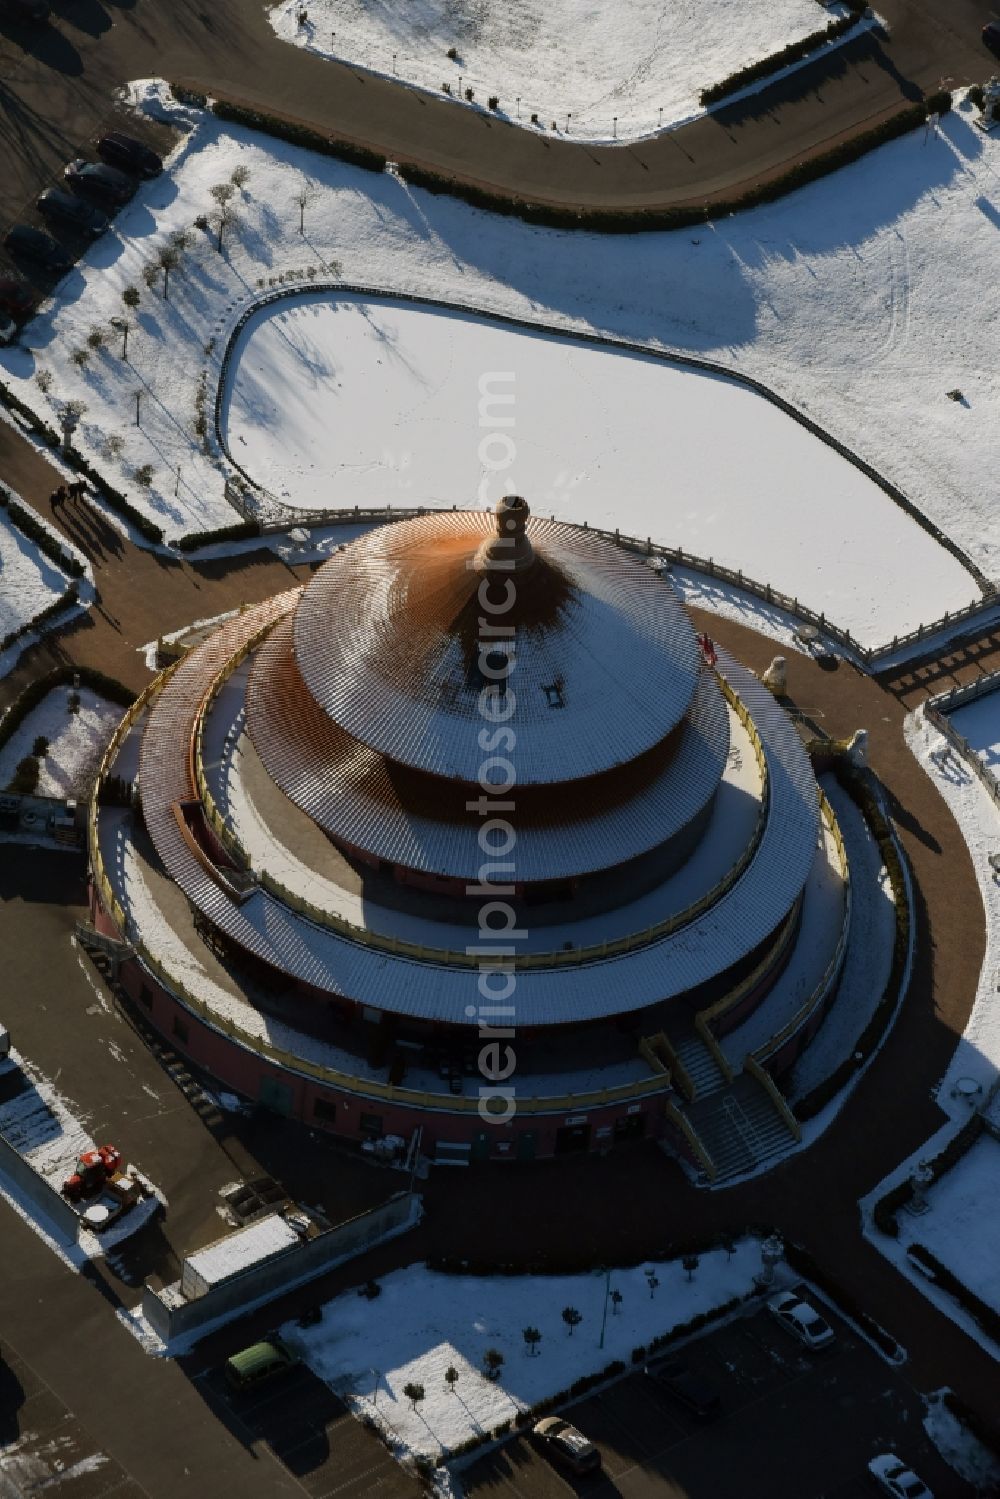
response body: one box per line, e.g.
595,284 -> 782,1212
0,513 -> 72,646
223,292 -> 971,642
0,687 -> 123,798
1,84 -> 997,644
270,0 -> 841,142
282,1247 -> 764,1461
923,1390 -> 1000,1494
951,689 -> 1000,773
896,1135 -> 1000,1314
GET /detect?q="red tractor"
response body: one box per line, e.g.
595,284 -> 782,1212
62,1143 -> 122,1202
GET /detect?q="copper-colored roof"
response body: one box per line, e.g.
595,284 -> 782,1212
245,614 -> 729,883
292,508 -> 700,785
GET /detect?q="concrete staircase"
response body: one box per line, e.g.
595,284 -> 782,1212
671,1030 -> 729,1099
684,1071 -> 797,1183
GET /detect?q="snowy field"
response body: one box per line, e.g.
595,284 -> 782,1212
282,1247 -> 763,1461
270,0 -> 833,141
0,687 -> 122,798
1,83 -> 998,639
950,688 -> 1000,773
0,513 -> 71,645
223,292 -> 972,641
898,1135 -> 1000,1314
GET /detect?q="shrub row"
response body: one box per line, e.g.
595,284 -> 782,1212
871,1113 -> 986,1237
0,665 -> 134,755
425,1231 -> 756,1278
176,519 -> 262,552
941,1389 -> 1000,1462
0,582 -> 78,659
700,1 -> 870,107
783,1241 -> 903,1361
906,1243 -> 1000,1344
794,762 -> 911,1120
0,379 -> 163,544
0,486 -> 84,578
196,88 -> 949,237
439,1295 -> 745,1465
208,96 -> 388,174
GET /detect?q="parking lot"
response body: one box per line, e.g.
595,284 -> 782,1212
193,1360 -> 421,1499
0,1343 -> 143,1499
463,1297 -> 970,1499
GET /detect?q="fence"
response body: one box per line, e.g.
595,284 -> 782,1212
0,1125 -> 80,1244
141,1191 -> 419,1344
923,670 -> 1000,817
204,282 -> 991,670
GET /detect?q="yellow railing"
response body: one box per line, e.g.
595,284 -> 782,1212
693,902 -> 801,1076
745,1055 -> 802,1142
189,664 -> 771,971
664,1098 -> 717,1180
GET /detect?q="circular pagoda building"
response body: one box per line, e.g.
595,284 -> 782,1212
90,498 -> 862,1178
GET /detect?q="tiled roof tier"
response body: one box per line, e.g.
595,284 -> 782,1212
134,606 -> 818,1027
292,509 -> 701,785
245,613 -> 730,883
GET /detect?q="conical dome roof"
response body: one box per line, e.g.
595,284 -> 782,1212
291,500 -> 700,785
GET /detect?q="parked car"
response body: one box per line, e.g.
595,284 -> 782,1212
96,131 -> 162,179
0,278 -> 36,317
868,1453 -> 934,1498
0,0 -> 49,22
644,1359 -> 722,1420
767,1290 -> 835,1351
983,20 -> 1000,54
532,1417 -> 601,1475
223,1336 -> 297,1392
37,188 -> 109,238
3,225 -> 72,272
64,159 -> 136,206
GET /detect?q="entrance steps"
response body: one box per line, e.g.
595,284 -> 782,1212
681,1071 -> 798,1183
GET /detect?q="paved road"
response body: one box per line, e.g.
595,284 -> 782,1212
463,1301 -> 970,1499
0,0 -> 997,244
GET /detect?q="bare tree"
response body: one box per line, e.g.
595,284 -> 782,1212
402,1382 -> 425,1412
294,178 -> 316,234
157,244 -> 182,299
87,325 -> 105,351
444,1365 -> 460,1392
483,1348 -> 504,1381
142,263 -> 159,291
34,369 -> 53,394
210,181 -> 236,210
522,1327 -> 541,1357
212,201 -> 239,253
561,1307 -> 582,1336
122,284 -> 141,309
231,163 -> 250,190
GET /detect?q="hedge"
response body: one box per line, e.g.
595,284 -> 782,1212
208,96 -> 388,175
425,1230 -> 760,1278
176,519 -> 262,552
783,1241 -> 903,1361
0,378 -> 163,545
700,1 -> 869,107
0,666 -> 134,755
870,1113 -> 985,1237
941,1390 -> 1000,1462
794,761 -> 911,1120
0,486 -> 84,579
196,86 -> 949,236
906,1243 -> 1000,1344
0,583 -> 78,658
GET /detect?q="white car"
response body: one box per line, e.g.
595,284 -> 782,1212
868,1453 -> 933,1498
533,1417 -> 601,1474
767,1290 -> 835,1350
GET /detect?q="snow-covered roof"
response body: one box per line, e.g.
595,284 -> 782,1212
291,509 -> 701,785
129,597 -> 818,1027
245,611 -> 729,881
182,1213 -> 299,1292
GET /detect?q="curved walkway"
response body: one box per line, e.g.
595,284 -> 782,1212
0,0 -> 995,237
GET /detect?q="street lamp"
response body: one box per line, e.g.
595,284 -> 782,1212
392,51 -> 397,74
612,115 -> 617,139
516,95 -> 520,119
110,316 -> 129,360
597,1266 -> 611,1349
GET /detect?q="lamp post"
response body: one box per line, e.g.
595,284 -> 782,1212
392,51 -> 397,74
658,106 -> 663,129
111,316 -> 129,360
598,1266 -> 611,1349
613,115 -> 617,139
516,95 -> 520,119
566,111 -> 571,133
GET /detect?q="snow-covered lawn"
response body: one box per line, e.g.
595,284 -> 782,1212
0,687 -> 123,798
899,1135 -> 1000,1313
923,1390 -> 1000,1494
223,292 -> 971,642
270,0 -> 839,142
0,514 -> 72,645
2,84 -> 998,639
950,689 -> 1000,773
283,1247 -> 763,1462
